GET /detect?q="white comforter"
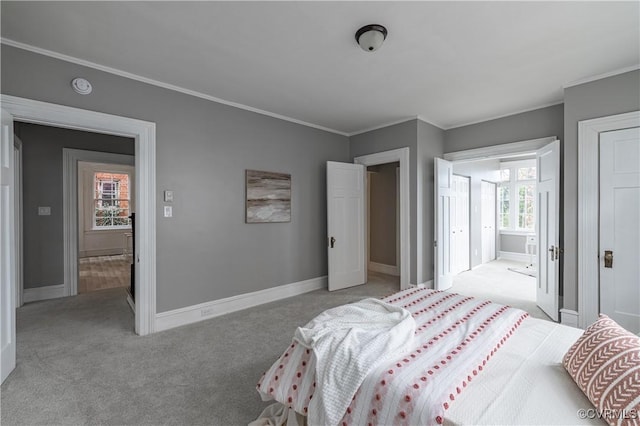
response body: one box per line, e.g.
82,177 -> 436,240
293,298 -> 416,426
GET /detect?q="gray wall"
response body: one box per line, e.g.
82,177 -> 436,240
350,120 -> 418,283
445,104 -> 564,153
15,122 -> 134,289
562,70 -> 640,311
416,120 -> 445,284
350,119 -> 444,285
3,46 -> 349,313
452,159 -> 500,268
368,162 -> 398,266
500,234 -> 527,254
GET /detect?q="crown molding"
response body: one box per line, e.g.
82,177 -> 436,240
1,38 -> 350,137
444,100 -> 564,130
347,116 -> 419,137
563,64 -> 640,89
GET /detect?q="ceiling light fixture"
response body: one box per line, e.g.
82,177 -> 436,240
355,24 -> 387,52
71,77 -> 92,95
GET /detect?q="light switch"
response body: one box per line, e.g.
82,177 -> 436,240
164,206 -> 172,218
164,190 -> 173,202
38,206 -> 51,216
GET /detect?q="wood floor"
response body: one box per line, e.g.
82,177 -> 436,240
79,255 -> 130,293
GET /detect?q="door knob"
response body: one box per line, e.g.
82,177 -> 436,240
549,245 -> 555,262
604,250 -> 613,268
329,236 -> 336,248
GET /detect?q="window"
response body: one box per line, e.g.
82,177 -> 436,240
94,172 -> 131,228
498,185 -> 510,228
498,160 -> 536,231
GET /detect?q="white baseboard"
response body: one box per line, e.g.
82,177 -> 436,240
23,284 -> 66,303
126,294 -> 135,314
368,261 -> 399,276
410,279 -> 434,289
155,276 -> 327,332
79,248 -> 123,258
560,309 -> 580,328
498,251 -> 530,262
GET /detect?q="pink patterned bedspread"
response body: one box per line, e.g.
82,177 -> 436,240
256,288 -> 529,425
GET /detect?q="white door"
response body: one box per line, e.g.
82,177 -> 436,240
481,181 -> 496,264
327,161 -> 365,291
1,109 -> 16,383
434,158 -> 454,290
600,127 -> 640,334
452,175 -> 470,274
536,140 -> 560,322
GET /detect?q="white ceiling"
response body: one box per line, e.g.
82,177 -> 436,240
2,1 -> 639,135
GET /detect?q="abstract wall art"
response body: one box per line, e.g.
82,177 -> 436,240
245,170 -> 291,223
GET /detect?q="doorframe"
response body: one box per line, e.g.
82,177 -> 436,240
13,138 -> 23,308
1,95 -> 157,336
480,180 -> 497,264
439,136 -> 557,295
443,136 -> 556,162
64,149 -> 135,295
577,110 -> 640,329
355,147 -> 410,290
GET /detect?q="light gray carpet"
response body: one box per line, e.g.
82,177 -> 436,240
451,259 -> 551,321
1,273 -> 399,425
2,265 -> 549,425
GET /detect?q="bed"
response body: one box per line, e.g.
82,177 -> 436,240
253,288 -> 636,426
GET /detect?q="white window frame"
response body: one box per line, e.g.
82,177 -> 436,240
92,170 -> 132,230
498,159 -> 536,232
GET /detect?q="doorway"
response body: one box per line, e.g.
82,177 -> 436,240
578,111 -> 640,333
77,160 -> 135,294
355,147 -> 410,290
366,162 -> 400,279
1,95 -> 156,340
435,136 -> 559,320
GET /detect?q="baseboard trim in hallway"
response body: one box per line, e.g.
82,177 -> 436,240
23,284 -> 66,303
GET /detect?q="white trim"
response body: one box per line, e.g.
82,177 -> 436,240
1,38 -> 348,137
444,136 -> 557,162
354,147 -> 410,290
79,249 -> 125,258
126,294 -> 135,314
155,276 -> 326,333
577,110 -> 640,329
498,251 -> 530,262
23,284 -> 65,303
13,138 -> 23,308
368,261 -> 399,276
1,95 -> 156,336
410,280 -> 434,289
499,230 -> 534,236
499,158 -> 536,168
64,149 -> 134,297
444,102 -> 564,131
348,117 -> 418,137
560,309 -> 580,328
563,64 -> 640,89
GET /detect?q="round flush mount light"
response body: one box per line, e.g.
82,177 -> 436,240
355,24 -> 387,52
71,77 -> 92,95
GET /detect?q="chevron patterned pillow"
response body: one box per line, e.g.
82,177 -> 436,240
563,314 -> 640,426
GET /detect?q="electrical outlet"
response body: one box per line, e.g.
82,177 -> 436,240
164,206 -> 172,217
201,307 -> 216,317
38,206 -> 51,216
164,190 -> 173,202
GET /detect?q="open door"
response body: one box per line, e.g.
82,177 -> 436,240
434,158 -> 454,290
1,109 -> 16,383
536,139 -> 560,321
327,161 -> 365,291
